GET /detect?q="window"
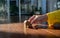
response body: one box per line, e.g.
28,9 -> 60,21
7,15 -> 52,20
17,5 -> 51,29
0,0 -> 8,24
57,0 -> 60,9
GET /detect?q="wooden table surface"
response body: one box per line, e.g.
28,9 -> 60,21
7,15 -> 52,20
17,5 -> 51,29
0,23 -> 60,38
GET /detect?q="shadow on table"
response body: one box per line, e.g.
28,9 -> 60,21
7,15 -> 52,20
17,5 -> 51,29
0,31 -> 59,38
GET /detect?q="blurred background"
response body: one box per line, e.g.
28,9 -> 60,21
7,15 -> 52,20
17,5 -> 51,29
0,0 -> 60,24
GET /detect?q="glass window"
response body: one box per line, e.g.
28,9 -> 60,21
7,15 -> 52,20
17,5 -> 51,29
10,1 -> 19,23
0,0 -> 8,24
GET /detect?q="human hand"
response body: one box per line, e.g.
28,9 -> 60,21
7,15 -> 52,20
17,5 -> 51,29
28,15 -> 47,24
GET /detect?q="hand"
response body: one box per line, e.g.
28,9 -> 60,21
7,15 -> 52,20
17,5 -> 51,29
28,15 -> 47,24
28,15 -> 41,24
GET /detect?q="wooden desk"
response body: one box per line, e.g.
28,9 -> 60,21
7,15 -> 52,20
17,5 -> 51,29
0,23 -> 60,38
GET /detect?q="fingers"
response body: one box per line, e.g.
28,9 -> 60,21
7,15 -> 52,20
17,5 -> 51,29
28,14 -> 47,24
28,15 -> 44,24
31,15 -> 39,24
28,15 -> 39,24
28,15 -> 35,23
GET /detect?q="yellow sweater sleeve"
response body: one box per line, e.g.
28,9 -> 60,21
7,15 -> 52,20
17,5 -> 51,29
47,10 -> 60,27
